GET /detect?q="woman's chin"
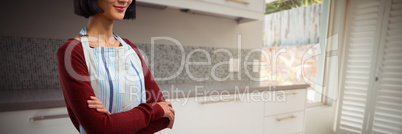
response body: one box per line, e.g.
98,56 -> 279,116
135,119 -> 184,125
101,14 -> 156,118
114,17 -> 124,20
113,15 -> 125,20
107,12 -> 125,20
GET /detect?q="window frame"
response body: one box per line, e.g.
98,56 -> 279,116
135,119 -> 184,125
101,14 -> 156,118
306,0 -> 332,107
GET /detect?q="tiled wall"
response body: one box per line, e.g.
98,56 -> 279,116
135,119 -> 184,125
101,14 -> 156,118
0,36 -> 261,90
137,44 -> 261,84
0,36 -> 64,90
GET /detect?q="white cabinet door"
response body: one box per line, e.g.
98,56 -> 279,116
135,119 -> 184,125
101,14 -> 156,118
159,93 -> 264,134
263,111 -> 305,134
0,107 -> 77,134
137,0 -> 264,22
202,0 -> 265,12
264,89 -> 307,116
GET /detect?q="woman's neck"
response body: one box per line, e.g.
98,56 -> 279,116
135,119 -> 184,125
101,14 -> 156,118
86,14 -> 114,39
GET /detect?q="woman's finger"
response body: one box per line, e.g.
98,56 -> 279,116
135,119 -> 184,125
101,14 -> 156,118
87,100 -> 98,104
87,100 -> 103,105
90,96 -> 101,102
167,102 -> 172,108
171,114 -> 175,128
97,108 -> 111,115
88,104 -> 103,109
167,110 -> 175,129
169,107 -> 175,115
168,114 -> 175,129
167,115 -> 173,129
87,97 -> 111,115
88,104 -> 110,115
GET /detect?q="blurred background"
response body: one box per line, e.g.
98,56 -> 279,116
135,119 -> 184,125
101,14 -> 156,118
0,0 -> 401,134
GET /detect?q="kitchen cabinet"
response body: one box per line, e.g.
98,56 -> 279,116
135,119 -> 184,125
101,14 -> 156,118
264,111 -> 305,134
0,86 -> 307,134
264,89 -> 307,116
0,107 -> 76,134
158,88 -> 307,134
137,0 -> 265,23
263,89 -> 307,134
158,93 -> 265,134
200,0 -> 264,13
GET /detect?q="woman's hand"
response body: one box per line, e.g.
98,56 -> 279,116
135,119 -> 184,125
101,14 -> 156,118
87,96 -> 174,128
157,102 -> 175,129
87,96 -> 111,115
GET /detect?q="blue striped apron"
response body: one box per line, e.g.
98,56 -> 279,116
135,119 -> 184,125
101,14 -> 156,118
78,28 -> 146,134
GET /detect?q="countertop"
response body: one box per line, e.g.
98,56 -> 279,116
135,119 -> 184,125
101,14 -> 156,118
0,81 -> 309,112
158,81 -> 309,99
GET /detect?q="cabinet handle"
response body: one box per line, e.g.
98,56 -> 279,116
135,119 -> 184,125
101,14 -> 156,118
285,92 -> 297,96
276,115 -> 296,122
200,98 -> 240,104
30,114 -> 69,122
226,0 -> 250,5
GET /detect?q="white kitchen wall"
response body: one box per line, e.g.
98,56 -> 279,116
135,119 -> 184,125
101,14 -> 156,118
305,105 -> 337,134
0,0 -> 262,49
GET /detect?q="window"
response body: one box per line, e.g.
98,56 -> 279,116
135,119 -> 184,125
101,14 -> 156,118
261,0 -> 330,105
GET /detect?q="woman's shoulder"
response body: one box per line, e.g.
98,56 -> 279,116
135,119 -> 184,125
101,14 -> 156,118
121,38 -> 138,49
121,37 -> 133,45
59,36 -> 82,48
56,37 -> 84,58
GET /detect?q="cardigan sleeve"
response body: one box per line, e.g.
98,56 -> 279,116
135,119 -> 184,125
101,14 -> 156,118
123,38 -> 170,133
57,39 -> 166,134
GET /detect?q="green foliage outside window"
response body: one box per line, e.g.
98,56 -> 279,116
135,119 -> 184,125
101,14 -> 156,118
265,0 -> 323,14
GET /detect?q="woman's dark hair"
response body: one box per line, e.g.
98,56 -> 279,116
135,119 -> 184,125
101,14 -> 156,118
74,0 -> 136,20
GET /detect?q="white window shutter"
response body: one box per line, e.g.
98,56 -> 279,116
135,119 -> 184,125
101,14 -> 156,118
336,0 -> 386,133
369,0 -> 402,133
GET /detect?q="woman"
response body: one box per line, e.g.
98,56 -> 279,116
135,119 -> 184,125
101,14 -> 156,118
57,0 -> 175,133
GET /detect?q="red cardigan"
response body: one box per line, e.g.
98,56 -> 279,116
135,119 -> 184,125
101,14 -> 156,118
57,38 -> 169,134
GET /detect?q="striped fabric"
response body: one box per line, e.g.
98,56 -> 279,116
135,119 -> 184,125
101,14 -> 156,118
78,28 -> 146,134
